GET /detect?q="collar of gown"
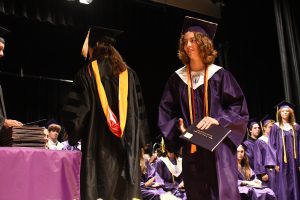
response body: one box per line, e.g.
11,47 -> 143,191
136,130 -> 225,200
175,64 -> 222,90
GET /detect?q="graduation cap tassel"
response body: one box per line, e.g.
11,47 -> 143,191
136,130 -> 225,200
280,128 -> 287,163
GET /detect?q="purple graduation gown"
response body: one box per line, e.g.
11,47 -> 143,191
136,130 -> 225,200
244,137 -> 257,169
140,159 -> 165,200
253,136 -> 276,191
158,66 -> 249,200
238,168 -> 276,200
155,157 -> 187,200
269,123 -> 300,200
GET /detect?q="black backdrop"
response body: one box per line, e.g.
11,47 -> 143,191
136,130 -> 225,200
0,0 -> 297,142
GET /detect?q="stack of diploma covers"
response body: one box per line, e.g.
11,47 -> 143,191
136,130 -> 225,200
0,126 -> 47,148
179,122 -> 231,152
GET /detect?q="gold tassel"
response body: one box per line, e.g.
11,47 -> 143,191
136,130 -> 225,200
281,128 -> 287,163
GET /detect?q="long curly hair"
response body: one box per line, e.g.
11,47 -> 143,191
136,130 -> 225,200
238,145 -> 251,181
90,42 -> 127,76
178,32 -> 218,66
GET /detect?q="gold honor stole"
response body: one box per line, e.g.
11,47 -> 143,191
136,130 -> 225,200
187,66 -> 209,153
91,60 -> 128,138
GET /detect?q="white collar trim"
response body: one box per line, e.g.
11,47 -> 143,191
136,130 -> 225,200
175,64 -> 222,89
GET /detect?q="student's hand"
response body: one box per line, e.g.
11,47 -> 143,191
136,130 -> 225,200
178,118 -> 186,134
275,165 -> 280,172
261,174 -> 269,182
178,181 -> 184,189
4,119 -> 23,128
145,177 -> 155,187
196,116 -> 219,130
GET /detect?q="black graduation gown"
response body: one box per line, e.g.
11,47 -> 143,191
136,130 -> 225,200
62,60 -> 150,200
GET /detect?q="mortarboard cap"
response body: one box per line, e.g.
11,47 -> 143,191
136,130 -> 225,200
0,26 -> 10,45
260,114 -> 274,127
247,118 -> 260,130
181,16 -> 218,40
275,100 -> 295,110
82,26 -> 123,58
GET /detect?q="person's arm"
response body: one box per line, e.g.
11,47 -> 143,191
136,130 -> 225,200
158,74 -> 182,141
61,67 -> 91,145
214,70 -> 249,147
268,125 -> 280,172
3,119 -> 23,128
253,140 -> 268,181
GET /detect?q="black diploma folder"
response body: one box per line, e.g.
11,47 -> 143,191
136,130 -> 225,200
179,123 -> 231,152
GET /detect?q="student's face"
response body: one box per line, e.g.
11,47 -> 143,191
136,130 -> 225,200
48,129 -> 59,142
250,124 -> 260,138
237,145 -> 245,162
0,42 -> 5,59
183,32 -> 200,60
280,107 -> 290,120
263,122 -> 274,135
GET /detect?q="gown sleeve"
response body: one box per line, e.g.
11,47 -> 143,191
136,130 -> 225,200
158,75 -> 181,141
214,70 -> 249,147
62,66 -> 91,145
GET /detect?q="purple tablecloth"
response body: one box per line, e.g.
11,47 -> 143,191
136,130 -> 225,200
0,147 -> 81,200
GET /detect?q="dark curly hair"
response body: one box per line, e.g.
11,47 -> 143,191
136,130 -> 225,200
178,32 -> 218,66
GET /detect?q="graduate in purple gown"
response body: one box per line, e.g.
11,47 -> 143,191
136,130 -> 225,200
243,118 -> 261,169
253,115 -> 276,191
158,16 -> 249,200
269,101 -> 300,200
140,149 -> 165,200
155,139 -> 187,200
237,144 -> 277,200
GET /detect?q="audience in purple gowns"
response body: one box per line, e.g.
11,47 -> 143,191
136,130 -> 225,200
237,144 -> 276,200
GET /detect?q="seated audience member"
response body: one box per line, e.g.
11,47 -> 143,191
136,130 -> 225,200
46,120 -> 64,150
155,139 -> 187,200
253,115 -> 276,191
140,148 -> 165,200
237,144 -> 276,200
61,131 -> 81,151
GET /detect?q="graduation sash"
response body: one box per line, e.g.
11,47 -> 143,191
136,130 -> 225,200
91,60 -> 128,138
187,65 -> 209,153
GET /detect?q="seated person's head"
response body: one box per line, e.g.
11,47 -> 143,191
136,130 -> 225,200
47,123 -> 61,143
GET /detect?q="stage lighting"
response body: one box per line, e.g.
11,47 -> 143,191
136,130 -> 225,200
79,0 -> 93,4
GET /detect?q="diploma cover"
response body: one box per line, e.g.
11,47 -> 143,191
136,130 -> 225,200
179,123 -> 231,152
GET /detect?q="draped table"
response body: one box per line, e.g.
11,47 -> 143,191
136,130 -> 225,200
0,147 -> 81,200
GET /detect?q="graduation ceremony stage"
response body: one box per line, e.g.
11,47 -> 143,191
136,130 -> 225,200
0,147 -> 81,200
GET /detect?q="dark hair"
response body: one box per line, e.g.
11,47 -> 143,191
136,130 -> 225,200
91,42 -> 127,76
178,32 -> 217,66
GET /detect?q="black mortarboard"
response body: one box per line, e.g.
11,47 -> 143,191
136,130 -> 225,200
275,100 -> 295,110
247,118 -> 260,130
82,26 -> 123,58
260,114 -> 274,127
181,16 -> 218,39
0,26 -> 10,44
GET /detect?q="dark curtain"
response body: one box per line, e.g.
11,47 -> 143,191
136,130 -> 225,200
0,0 -> 91,26
273,0 -> 300,120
